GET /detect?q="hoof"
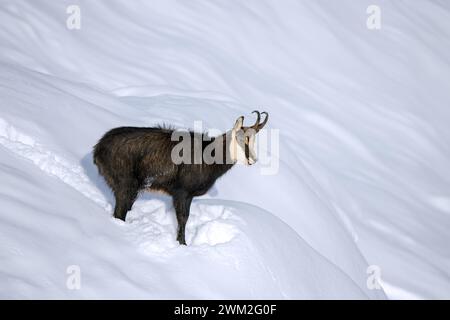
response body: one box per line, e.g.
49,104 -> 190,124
177,235 -> 187,246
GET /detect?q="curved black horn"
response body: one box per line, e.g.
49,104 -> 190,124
257,112 -> 268,131
251,110 -> 260,130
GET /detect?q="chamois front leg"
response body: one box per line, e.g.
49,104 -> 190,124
173,191 -> 193,245
113,179 -> 139,221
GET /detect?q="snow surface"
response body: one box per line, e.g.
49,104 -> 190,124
0,0 -> 449,299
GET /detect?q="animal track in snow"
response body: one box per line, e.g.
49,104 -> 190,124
0,117 -> 111,212
125,199 -> 242,253
187,203 -> 242,246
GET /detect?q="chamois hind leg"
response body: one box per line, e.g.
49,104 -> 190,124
113,179 -> 139,221
173,191 -> 193,245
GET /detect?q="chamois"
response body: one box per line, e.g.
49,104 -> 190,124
93,111 -> 268,245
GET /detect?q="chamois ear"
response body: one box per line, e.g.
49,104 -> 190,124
233,116 -> 244,131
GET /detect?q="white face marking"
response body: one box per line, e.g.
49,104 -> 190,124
230,128 -> 257,165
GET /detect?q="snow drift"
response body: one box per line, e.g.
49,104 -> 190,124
1,0 -> 449,299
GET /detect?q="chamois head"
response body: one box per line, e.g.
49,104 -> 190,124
230,110 -> 269,166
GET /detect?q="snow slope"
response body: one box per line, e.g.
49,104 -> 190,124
0,64 -> 372,299
1,0 -> 449,299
